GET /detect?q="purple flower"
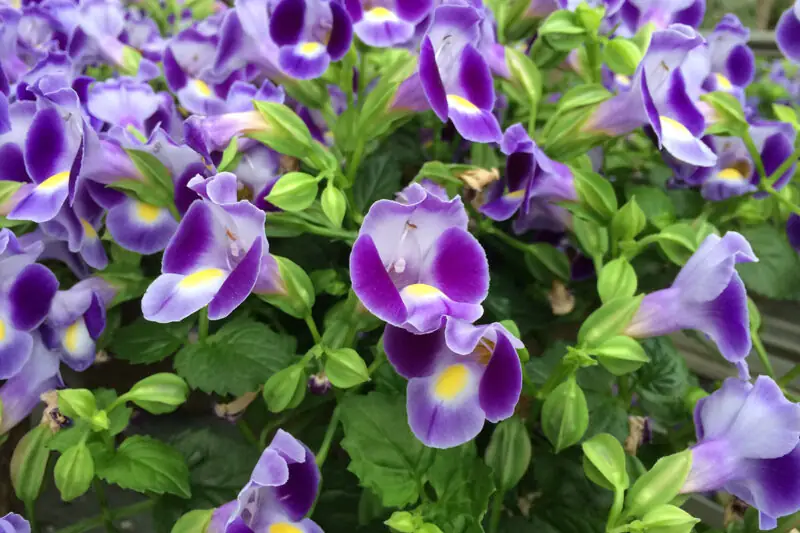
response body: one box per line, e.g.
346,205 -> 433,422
582,25 -> 716,167
697,136 -> 756,201
618,0 -> 705,34
0,513 -> 30,533
624,232 -> 756,373
683,376 -> 800,530
788,214 -> 800,253
0,229 -> 58,379
207,429 -> 322,533
349,183 -> 489,334
384,317 -> 523,448
481,124 -> 577,234
142,173 -> 281,323
86,77 -> 161,132
345,0 -> 433,47
230,143 -> 285,211
418,3 -> 502,143
777,0 -> 800,64
702,15 -> 755,94
0,332 -> 62,434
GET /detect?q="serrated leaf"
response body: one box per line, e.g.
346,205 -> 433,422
340,393 -> 435,507
737,224 -> 800,300
353,154 -> 402,213
174,319 -> 296,396
111,318 -> 194,364
96,436 -> 191,498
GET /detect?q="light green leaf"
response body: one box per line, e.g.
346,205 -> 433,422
96,436 -> 191,498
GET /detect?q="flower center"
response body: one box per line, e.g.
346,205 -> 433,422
193,79 -> 212,97
447,94 -> 480,113
659,116 -> 693,140
435,364 -> 469,400
81,219 -> 98,239
0,319 -> 6,342
715,73 -> 733,91
64,321 -> 81,353
135,202 -> 161,223
717,167 -> 745,181
40,171 -> 69,190
366,6 -> 396,21
269,523 -> 303,533
404,284 -> 442,297
299,42 -> 324,56
180,268 -> 225,288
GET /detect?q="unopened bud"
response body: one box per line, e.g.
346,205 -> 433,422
307,373 -> 332,396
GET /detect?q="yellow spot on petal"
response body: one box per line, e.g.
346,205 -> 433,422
506,189 -> 526,199
179,268 -> 225,289
0,320 -> 5,342
717,167 -> 745,181
715,73 -> 733,91
299,42 -> 323,56
659,116 -> 693,140
446,94 -> 480,114
403,284 -> 442,298
435,364 -> 470,400
269,524 -> 303,533
40,171 -> 70,191
193,79 -> 212,97
615,74 -> 631,86
135,202 -> 161,223
64,321 -> 80,353
366,6 -> 395,20
81,219 -> 97,239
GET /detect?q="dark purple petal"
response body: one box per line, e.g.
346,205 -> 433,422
777,8 -> 800,63
24,107 -> 66,184
327,1 -> 353,60
207,237 -> 262,320
383,324 -> 443,379
9,264 -> 58,331
788,214 -> 800,253
349,235 -> 407,326
162,201 -> 222,275
84,293 -> 105,339
673,0 -> 705,28
666,70 -> 704,137
447,103 -> 502,143
761,132 -> 796,191
478,333 -> 522,422
425,227 -> 488,304
163,47 -> 188,92
397,0 -> 433,22
274,446 -> 319,521
689,273 -> 751,364
726,44 -> 755,87
174,162 -> 206,215
0,144 -> 29,183
213,12 -> 247,74
344,0 -> 363,21
270,0 -> 305,46
738,445 -> 800,527
419,36 -> 448,122
459,44 -> 494,111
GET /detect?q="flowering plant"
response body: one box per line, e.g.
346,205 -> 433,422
2,1 -> 800,533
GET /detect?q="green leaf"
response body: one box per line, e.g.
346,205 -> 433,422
625,186 -> 675,229
108,178 -> 173,208
0,181 -> 23,205
125,149 -> 175,200
773,104 -> 799,131
99,271 -> 151,308
633,337 -> 693,425
47,422 -> 92,453
591,336 -> 649,376
623,450 -> 692,519
573,217 -> 609,258
266,172 -> 319,212
58,389 -> 97,420
218,137 -> 239,172
541,376 -> 589,453
506,48 -> 543,112
175,319 -> 296,396
578,295 -> 643,348
321,184 -> 347,228
257,256 -> 316,318
251,101 -> 314,158
603,38 -> 642,76
597,258 -> 637,304
581,433 -> 629,491
385,511 -> 416,533
654,223 -> 698,266
123,373 -> 189,415
556,84 -> 612,113
96,389 -> 132,437
485,416 -> 531,491
11,425 -> 52,503
96,436 -> 191,498
340,392 -> 435,507
737,224 -> 800,300
55,442 -> 94,501
574,168 -> 618,223
353,153 -> 403,213
111,317 -> 194,365
641,505 -> 700,533
700,92 -> 748,136
611,197 -> 646,243
525,243 -> 571,282
426,443 -> 495,533
263,363 -> 307,413
171,509 -> 214,533
324,348 -> 370,389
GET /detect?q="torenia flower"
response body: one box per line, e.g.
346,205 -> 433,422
0,513 -> 30,533
702,15 -> 755,94
777,0 -> 800,63
384,318 -> 523,448
349,183 -> 489,334
0,332 -> 62,434
419,3 -> 502,143
142,173 -> 281,323
624,232 -> 757,373
618,0 -> 705,34
207,429 -> 322,533
345,0 -> 434,47
682,376 -> 800,530
582,25 -> 716,167
480,124 -> 577,233
86,77 -> 161,132
0,229 -> 58,379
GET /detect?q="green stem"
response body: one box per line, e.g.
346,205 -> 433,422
488,492 -> 504,533
766,147 -> 800,186
592,254 -> 604,274
346,138 -> 366,185
762,185 -> 800,215
779,363 -> 800,388
237,419 -> 261,450
302,223 -> 358,243
537,360 -> 574,399
752,332 -> 776,379
606,489 -> 625,531
55,501 -> 154,533
617,375 -> 632,407
482,224 -> 530,253
316,405 -> 341,467
743,131 -> 768,184
304,315 -> 322,344
93,480 -> 117,533
25,500 -> 37,533
198,308 -> 209,342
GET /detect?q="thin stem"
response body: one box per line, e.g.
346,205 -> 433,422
617,375 -> 632,407
779,363 -> 800,388
316,405 -> 341,467
762,185 -> 800,215
752,332 -> 776,379
346,138 -> 366,185
482,224 -> 530,253
606,488 -> 625,531
93,479 -> 117,533
488,492 -> 504,533
766,147 -> 800,186
24,500 -> 37,533
592,254 -> 604,274
198,308 -> 209,342
237,419 -> 261,450
743,132 -> 768,184
304,315 -> 322,344
55,501 -> 154,533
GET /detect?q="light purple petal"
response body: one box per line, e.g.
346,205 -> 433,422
106,199 -> 178,255
141,270 -> 228,323
207,237 -> 262,320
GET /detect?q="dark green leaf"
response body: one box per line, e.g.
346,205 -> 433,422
96,436 -> 191,498
352,154 -> 402,213
111,318 -> 194,365
737,224 -> 800,300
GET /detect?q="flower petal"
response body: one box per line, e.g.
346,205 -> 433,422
8,263 -> 59,331
106,199 -> 178,255
384,324 -> 443,379
479,333 -> 522,422
349,235 -> 407,326
207,237 -> 262,320
142,270 -> 228,323
423,227 -> 488,305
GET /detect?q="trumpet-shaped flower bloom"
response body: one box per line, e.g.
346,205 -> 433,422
349,183 -> 489,334
682,376 -> 800,530
207,429 -> 322,533
345,0 -> 433,47
583,25 -> 716,167
702,15 -> 755,95
142,172 -> 281,323
418,3 -> 502,143
618,0 -> 705,34
86,77 -> 160,132
624,232 -> 756,372
384,318 -> 523,448
0,513 -> 30,533
481,124 -> 577,233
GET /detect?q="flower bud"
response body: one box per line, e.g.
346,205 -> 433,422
307,373 -> 332,396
